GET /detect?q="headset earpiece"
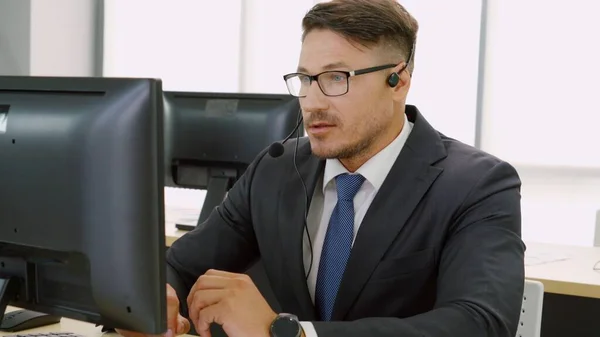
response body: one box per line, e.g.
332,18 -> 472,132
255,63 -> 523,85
387,72 -> 400,87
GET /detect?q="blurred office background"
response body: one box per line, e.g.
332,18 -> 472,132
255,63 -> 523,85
1,0 -> 599,246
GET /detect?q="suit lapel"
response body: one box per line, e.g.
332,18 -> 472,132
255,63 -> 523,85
278,139 -> 323,320
331,106 -> 447,320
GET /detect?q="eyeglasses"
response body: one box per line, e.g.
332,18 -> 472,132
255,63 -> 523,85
283,64 -> 397,98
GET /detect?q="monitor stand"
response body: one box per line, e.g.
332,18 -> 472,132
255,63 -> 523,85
0,277 -> 61,332
175,176 -> 233,231
0,277 -> 19,322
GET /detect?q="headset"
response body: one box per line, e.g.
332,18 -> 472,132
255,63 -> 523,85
387,44 -> 415,88
268,110 -> 313,279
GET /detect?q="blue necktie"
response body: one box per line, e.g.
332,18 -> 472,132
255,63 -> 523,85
315,173 -> 365,321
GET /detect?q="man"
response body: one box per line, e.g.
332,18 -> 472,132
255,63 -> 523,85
120,0 -> 525,336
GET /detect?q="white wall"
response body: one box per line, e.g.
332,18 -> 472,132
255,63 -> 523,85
239,0 -> 316,94
482,0 -> 600,246
518,167 -> 600,246
0,0 -> 98,77
0,0 -> 31,76
30,0 -> 97,76
401,0 -> 482,146
482,0 -> 600,168
103,0 -> 242,92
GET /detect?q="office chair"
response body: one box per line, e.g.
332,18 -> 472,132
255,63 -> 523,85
516,280 -> 545,337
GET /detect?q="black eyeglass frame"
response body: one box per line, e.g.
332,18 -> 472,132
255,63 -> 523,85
283,44 -> 415,98
283,64 -> 403,97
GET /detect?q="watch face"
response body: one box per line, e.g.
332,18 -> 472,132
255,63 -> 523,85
272,315 -> 300,337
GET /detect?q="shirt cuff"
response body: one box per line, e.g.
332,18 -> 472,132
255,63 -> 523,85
300,321 -> 318,337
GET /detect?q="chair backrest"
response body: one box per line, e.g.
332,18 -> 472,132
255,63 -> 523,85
516,280 -> 544,337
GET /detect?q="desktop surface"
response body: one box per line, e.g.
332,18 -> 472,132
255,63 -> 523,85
525,241 -> 600,299
164,206 -> 196,246
0,307 -> 192,337
0,307 -> 102,337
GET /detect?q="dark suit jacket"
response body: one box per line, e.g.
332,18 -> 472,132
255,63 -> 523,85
166,105 -> 525,337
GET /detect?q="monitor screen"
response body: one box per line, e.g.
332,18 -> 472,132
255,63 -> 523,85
162,91 -> 300,227
0,76 -> 166,334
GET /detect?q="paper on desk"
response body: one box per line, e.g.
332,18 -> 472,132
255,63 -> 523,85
525,251 -> 572,266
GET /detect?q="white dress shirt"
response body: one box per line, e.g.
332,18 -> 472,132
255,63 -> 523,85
299,113 -> 413,336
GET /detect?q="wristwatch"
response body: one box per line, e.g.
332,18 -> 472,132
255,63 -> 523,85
270,313 -> 302,337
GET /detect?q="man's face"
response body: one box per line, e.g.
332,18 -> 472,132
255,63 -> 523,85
297,29 -> 404,160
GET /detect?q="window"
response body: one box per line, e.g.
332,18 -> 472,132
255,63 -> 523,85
239,0 -> 317,94
482,0 -> 600,245
103,0 -> 242,92
400,0 -> 483,146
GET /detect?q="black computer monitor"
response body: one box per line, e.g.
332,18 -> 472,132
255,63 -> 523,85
162,91 -> 300,230
0,76 -> 166,334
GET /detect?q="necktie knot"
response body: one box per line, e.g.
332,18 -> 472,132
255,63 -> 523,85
335,173 -> 365,201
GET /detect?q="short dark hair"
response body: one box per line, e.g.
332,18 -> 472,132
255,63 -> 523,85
302,0 -> 418,73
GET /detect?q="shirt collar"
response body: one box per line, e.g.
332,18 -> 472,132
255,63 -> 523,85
323,113 -> 413,193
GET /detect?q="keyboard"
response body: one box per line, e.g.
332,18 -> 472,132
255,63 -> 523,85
4,333 -> 84,337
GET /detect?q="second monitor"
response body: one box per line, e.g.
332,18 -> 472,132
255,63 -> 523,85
163,92 -> 301,230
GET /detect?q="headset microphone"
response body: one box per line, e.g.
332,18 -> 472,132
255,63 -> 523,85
267,141 -> 285,158
268,115 -> 303,158
267,108 -> 314,280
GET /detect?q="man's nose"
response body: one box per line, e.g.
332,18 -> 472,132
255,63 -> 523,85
301,80 -> 328,113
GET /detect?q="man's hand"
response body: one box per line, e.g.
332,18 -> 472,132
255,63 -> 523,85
116,284 -> 190,337
187,269 -> 277,337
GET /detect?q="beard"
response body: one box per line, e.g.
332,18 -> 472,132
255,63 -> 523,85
309,119 -> 387,161
312,134 -> 374,160
305,107 -> 390,160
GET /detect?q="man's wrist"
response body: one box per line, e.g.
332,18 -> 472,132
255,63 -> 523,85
269,313 -> 303,337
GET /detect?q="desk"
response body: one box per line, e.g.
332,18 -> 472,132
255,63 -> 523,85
0,307 -> 193,337
164,206 -> 195,247
0,307 -> 105,337
524,242 -> 600,337
525,241 -> 600,299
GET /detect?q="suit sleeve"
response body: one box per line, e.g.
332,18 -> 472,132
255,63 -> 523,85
312,161 -> 525,337
165,149 -> 269,315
